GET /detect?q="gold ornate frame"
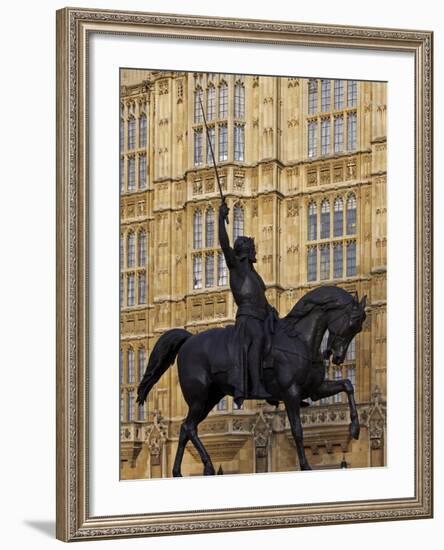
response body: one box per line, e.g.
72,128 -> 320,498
56,7 -> 433,542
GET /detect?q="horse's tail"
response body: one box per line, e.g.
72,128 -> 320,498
137,328 -> 191,405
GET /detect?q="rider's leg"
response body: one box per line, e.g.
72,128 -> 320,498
247,320 -> 266,396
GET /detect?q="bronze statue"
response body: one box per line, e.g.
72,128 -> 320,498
137,99 -> 366,476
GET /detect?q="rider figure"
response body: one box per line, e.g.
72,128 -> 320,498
218,202 -> 276,406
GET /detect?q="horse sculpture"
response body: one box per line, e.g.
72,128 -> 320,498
137,285 -> 367,475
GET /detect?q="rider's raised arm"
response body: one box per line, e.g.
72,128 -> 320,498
218,203 -> 236,268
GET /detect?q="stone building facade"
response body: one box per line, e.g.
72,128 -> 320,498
119,69 -> 387,479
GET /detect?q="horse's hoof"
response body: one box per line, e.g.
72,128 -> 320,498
172,471 -> 182,477
301,463 -> 312,471
204,466 -> 215,475
349,422 -> 360,440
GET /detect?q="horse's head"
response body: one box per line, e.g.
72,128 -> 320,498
325,292 -> 367,365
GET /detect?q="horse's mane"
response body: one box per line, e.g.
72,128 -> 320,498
283,286 -> 352,328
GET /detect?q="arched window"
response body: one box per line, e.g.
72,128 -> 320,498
138,153 -> 147,189
320,199 -> 330,239
233,204 -> 244,240
307,202 -> 317,241
321,79 -> 331,111
333,197 -> 344,236
207,85 -> 215,120
138,348 -> 145,383
139,114 -> 147,147
193,210 -> 202,249
120,119 -> 124,152
205,208 -> 214,247
119,275 -> 124,307
206,125 -> 215,165
193,128 -> 203,166
194,87 -> 203,123
127,232 -> 135,267
234,81 -> 245,119
127,157 -> 136,190
333,368 -> 343,402
138,230 -> 147,266
346,194 -> 357,234
127,117 -> 136,149
347,80 -> 358,107
127,348 -> 134,384
347,112 -> 357,151
334,80 -> 345,109
138,272 -> 146,304
218,123 -> 228,161
234,124 -> 245,161
219,82 -> 228,118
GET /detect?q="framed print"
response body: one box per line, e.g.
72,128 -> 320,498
56,7 -> 433,542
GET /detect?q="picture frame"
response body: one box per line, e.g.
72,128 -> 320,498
56,7 -> 433,542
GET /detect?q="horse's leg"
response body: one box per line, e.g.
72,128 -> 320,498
311,379 -> 360,439
282,384 -> 311,471
173,390 -> 222,477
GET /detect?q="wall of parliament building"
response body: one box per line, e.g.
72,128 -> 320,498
119,69 -> 387,479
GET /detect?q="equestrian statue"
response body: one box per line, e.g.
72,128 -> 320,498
136,100 -> 367,475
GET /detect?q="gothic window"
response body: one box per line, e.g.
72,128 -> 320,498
320,199 -> 330,239
138,347 -> 145,382
217,251 -> 227,286
138,272 -> 146,304
218,124 -> 228,161
346,194 -> 357,234
193,209 -> 202,249
334,80 -> 344,109
233,204 -> 244,240
321,79 -> 331,111
334,115 -> 344,152
128,389 -> 135,422
321,118 -> 330,155
333,197 -> 344,236
194,128 -> 203,166
346,241 -> 357,277
119,275 -> 124,306
205,252 -> 214,288
194,87 -> 203,123
320,244 -> 330,280
307,247 -> 317,281
120,157 -> 124,192
205,208 -> 215,247
139,153 -> 147,189
347,80 -> 358,107
138,230 -> 147,266
234,81 -> 245,118
308,120 -> 317,158
139,114 -> 147,147
138,403 -> 145,421
234,124 -> 245,161
219,82 -> 228,118
206,125 -> 215,165
127,348 -> 135,384
128,157 -> 136,190
127,233 -> 135,267
308,79 -> 318,114
128,117 -> 136,149
207,85 -> 216,120
127,273 -> 135,306
347,112 -> 357,151
193,254 -> 202,289
333,242 -> 343,278
307,202 -> 317,241
120,392 -> 125,422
